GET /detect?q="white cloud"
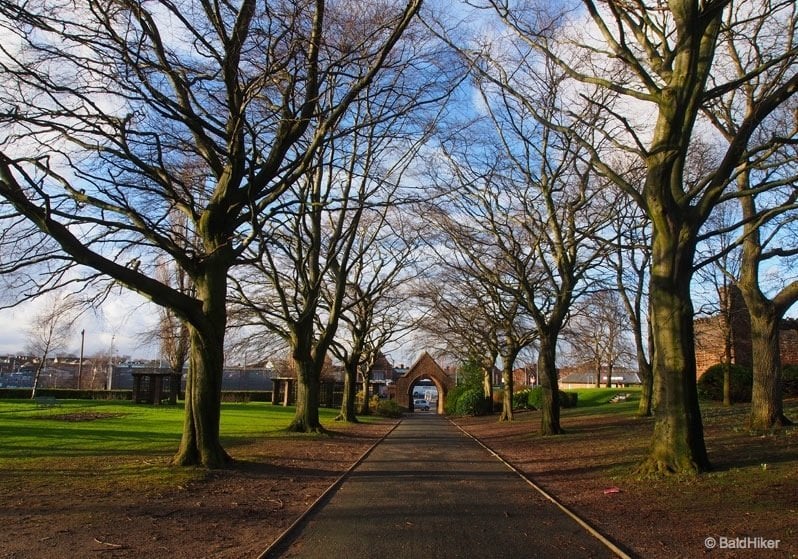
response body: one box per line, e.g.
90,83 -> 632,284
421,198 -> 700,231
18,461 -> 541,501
0,291 -> 160,359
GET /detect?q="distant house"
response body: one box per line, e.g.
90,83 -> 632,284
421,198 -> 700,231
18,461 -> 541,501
558,364 -> 641,389
370,352 -> 397,397
512,365 -> 537,387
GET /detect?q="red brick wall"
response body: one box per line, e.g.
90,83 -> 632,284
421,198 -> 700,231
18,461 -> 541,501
695,316 -> 725,377
694,291 -> 797,377
780,322 -> 798,366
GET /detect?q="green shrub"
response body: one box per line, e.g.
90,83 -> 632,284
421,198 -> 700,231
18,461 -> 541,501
375,399 -> 404,418
697,363 -> 753,402
0,388 -> 133,400
561,391 -> 578,408
513,388 -> 535,410
445,385 -> 467,415
780,365 -> 798,398
525,387 -> 577,408
454,388 -> 486,416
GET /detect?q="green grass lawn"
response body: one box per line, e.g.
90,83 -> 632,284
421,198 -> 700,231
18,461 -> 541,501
0,399 -> 353,488
567,386 -> 642,407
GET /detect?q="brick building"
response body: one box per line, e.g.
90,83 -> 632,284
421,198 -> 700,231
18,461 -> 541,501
694,287 -> 798,377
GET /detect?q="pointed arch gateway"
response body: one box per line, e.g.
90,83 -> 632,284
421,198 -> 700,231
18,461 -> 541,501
395,352 -> 455,414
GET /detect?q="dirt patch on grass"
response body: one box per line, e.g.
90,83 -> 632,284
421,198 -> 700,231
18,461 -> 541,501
453,400 -> 798,559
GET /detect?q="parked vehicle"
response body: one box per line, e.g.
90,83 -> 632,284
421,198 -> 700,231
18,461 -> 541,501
414,399 -> 430,411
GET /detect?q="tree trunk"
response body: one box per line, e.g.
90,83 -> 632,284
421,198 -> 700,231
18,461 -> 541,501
172,324 -> 231,467
288,358 -> 323,432
637,358 -> 654,418
482,364 -> 494,414
637,224 -> 709,475
337,361 -> 359,423
171,263 -> 232,468
737,185 -> 792,431
499,361 -> 514,421
31,335 -> 53,399
722,361 -> 731,407
722,291 -> 733,406
538,334 -> 563,435
359,373 -> 372,415
747,301 -> 791,431
31,361 -> 44,399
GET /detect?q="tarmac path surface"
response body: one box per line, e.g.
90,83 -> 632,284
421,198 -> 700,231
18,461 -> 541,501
264,413 -> 622,559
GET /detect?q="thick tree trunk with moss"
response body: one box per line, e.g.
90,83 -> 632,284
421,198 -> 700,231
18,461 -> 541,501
172,266 -> 231,467
747,300 -> 791,431
538,334 -> 563,435
633,1 -> 721,473
337,362 -> 359,423
288,357 -> 323,432
638,221 -> 709,475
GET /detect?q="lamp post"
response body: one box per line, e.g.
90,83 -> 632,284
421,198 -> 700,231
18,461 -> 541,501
107,334 -> 115,391
77,329 -> 85,389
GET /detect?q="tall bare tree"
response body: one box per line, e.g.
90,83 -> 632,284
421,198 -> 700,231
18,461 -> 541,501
230,32 -> 447,432
565,290 -> 633,388
26,294 -> 79,398
737,182 -> 798,430
469,0 -> 798,473
695,200 -> 745,407
155,261 -> 192,377
700,3 -> 798,430
606,194 -> 655,416
420,222 -> 536,420
426,51 -> 612,433
0,0 -> 422,465
328,213 -> 419,422
416,271 -> 501,411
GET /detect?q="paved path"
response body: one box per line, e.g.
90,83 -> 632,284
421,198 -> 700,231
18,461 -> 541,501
265,414 -> 620,559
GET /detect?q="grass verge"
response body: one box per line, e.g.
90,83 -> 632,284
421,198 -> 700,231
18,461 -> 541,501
0,399 -> 368,490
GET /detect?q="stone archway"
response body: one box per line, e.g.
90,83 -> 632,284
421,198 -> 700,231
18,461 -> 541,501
395,352 -> 455,414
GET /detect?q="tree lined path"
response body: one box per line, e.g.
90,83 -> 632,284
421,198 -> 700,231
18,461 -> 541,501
264,414 -> 623,558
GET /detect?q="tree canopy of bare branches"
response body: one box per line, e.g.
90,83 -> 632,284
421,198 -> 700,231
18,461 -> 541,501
0,0 -> 423,466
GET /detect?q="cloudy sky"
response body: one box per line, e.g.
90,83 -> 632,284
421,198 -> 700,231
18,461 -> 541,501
0,291 -> 159,360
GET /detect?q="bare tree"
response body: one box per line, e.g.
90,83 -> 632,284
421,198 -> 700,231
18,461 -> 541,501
420,225 -> 536,420
606,194 -> 655,416
469,0 -> 798,474
327,213 -> 419,422
230,34 -> 446,432
416,272 -> 501,411
26,294 -> 79,398
700,4 -> 798,430
0,0 -> 422,465
156,262 -> 191,377
425,50 -> 612,433
565,290 -> 633,388
695,200 -> 745,407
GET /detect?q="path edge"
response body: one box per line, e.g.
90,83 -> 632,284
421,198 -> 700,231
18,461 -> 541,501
451,419 -> 635,559
256,419 -> 403,559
